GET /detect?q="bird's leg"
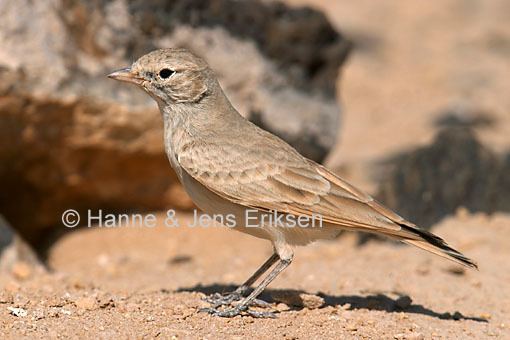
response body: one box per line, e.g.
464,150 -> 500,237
205,253 -> 279,307
201,256 -> 292,318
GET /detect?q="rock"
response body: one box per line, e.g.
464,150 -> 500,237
275,303 -> 291,312
479,313 -> 492,320
445,265 -> 466,276
377,127 -> 510,228
0,215 -> 46,277
167,255 -> 192,266
434,105 -> 495,129
74,297 -> 97,310
394,295 -> 412,310
452,311 -> 463,320
11,261 -> 33,280
0,0 -> 350,243
270,290 -> 324,309
345,323 -> 358,332
7,306 -> 27,317
394,333 -> 424,340
299,293 -> 325,309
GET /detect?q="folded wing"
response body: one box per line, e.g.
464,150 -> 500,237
178,136 -> 477,269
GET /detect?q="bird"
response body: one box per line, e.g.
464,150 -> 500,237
108,48 -> 477,318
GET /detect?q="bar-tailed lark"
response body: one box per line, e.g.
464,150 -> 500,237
108,48 -> 477,318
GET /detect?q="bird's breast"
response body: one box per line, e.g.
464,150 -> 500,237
163,120 -> 185,180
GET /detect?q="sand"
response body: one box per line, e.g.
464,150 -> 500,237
0,212 -> 509,339
2,0 -> 509,338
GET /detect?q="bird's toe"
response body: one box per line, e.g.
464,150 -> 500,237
204,291 -> 242,307
199,304 -> 276,318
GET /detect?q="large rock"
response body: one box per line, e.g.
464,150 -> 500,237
0,215 -> 45,279
377,127 -> 510,228
0,0 -> 350,243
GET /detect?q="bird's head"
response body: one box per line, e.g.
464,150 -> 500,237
108,48 -> 212,105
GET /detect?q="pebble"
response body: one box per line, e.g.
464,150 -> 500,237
7,306 -> 27,317
31,309 -> 45,321
275,303 -> 290,312
445,266 -> 466,276
75,297 -> 97,310
270,291 -> 324,309
11,261 -> 33,280
415,265 -> 430,276
480,313 -> 492,320
339,303 -> 351,310
345,323 -> 358,331
455,206 -> 470,219
452,311 -> 463,320
395,295 -> 412,309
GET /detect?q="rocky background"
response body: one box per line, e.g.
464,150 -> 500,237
1,0 -> 510,338
3,0 -> 508,246
0,0 -> 350,243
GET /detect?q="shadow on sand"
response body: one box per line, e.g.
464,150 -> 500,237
178,284 -> 487,323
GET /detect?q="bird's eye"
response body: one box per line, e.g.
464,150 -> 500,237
159,68 -> 175,79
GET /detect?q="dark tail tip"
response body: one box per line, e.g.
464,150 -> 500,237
400,224 -> 478,269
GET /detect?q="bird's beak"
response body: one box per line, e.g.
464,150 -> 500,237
107,67 -> 144,85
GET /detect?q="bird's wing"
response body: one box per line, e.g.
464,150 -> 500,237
177,136 -> 406,234
177,133 -> 477,269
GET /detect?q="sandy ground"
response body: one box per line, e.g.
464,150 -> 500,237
0,212 -> 509,339
2,0 -> 509,338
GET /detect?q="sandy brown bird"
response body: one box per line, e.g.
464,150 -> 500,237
108,48 -> 477,318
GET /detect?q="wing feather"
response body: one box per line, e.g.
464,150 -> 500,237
176,137 -> 476,268
178,141 -> 403,233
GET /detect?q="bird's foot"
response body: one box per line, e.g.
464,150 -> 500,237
204,292 -> 271,308
204,292 -> 242,307
246,309 -> 277,318
199,305 -> 277,318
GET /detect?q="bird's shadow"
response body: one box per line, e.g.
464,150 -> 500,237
178,284 -> 487,323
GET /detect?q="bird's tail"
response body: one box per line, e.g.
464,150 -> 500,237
396,223 -> 478,269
